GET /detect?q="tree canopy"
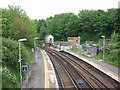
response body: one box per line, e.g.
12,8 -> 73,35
2,5 -> 37,48
36,8 -> 119,43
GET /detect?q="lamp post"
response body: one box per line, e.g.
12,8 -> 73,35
78,36 -> 80,53
34,37 -> 39,51
101,36 -> 105,62
78,36 -> 80,45
18,38 -> 27,90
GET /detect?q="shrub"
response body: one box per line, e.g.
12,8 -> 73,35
2,38 -> 31,70
2,37 -> 32,88
89,42 -> 93,46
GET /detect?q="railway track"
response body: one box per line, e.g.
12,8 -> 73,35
60,51 -> 119,88
47,52 -> 94,89
40,46 -> 111,89
47,52 -> 76,89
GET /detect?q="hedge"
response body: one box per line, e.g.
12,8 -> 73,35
2,37 -> 32,88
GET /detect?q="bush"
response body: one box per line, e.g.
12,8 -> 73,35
2,37 -> 32,88
89,42 -> 93,46
2,38 -> 31,70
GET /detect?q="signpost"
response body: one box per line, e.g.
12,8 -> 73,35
22,65 -> 28,72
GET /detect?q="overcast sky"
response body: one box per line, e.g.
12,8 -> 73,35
0,0 -> 119,20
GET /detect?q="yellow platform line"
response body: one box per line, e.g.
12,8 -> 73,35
40,50 -> 49,88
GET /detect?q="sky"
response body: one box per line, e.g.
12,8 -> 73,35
0,0 -> 119,20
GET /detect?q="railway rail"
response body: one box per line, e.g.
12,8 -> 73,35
40,46 -> 119,89
47,52 -> 76,89
60,51 -> 120,88
48,52 -> 94,89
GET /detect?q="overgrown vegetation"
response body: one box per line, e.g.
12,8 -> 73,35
2,38 -> 33,88
2,5 -> 38,48
91,31 -> 120,67
67,48 -> 84,54
1,6 -> 37,88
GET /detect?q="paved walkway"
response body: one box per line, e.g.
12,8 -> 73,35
23,50 -> 45,88
22,48 -> 58,89
73,51 -> 120,75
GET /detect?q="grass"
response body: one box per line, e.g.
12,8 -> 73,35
92,52 -> 120,68
67,48 -> 84,54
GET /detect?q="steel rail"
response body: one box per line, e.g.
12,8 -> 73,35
40,46 -> 109,89
60,51 -> 110,89
47,52 -> 64,89
47,48 -> 109,89
46,48 -> 94,89
48,49 -> 95,89
47,50 -> 79,89
41,46 -> 93,89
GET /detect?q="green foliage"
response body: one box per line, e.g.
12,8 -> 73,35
35,9 -> 119,43
39,25 -> 48,40
92,52 -> 120,68
37,19 -> 45,33
2,5 -> 27,38
97,44 -> 100,47
1,5 -> 37,88
106,32 -> 120,64
2,18 -> 9,37
111,31 -> 119,43
93,31 -> 120,67
44,13 -> 79,41
2,37 -> 32,88
89,42 -> 93,46
10,17 -> 34,48
2,66 -> 20,88
39,40 -> 45,44
2,5 -> 37,48
2,37 -> 31,71
68,48 -> 84,54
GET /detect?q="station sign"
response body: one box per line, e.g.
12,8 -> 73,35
22,65 -> 28,72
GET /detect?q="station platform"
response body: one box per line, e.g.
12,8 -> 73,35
64,50 -> 120,83
22,49 -> 58,88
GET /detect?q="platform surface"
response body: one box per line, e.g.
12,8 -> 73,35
22,48 -> 58,88
65,50 -> 120,83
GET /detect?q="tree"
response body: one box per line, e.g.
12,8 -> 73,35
10,17 -> 33,48
2,6 -> 27,38
37,19 -> 45,33
39,25 -> 48,40
45,13 -> 79,41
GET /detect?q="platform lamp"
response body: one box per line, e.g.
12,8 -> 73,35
78,36 -> 80,45
18,38 -> 27,90
78,36 -> 80,53
34,37 -> 39,51
101,36 -> 105,62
